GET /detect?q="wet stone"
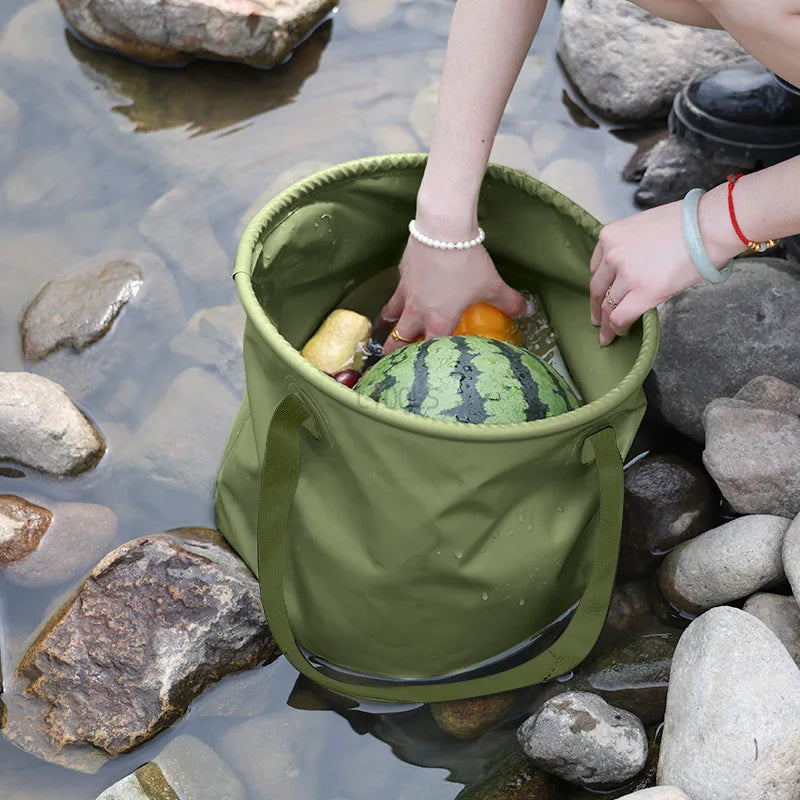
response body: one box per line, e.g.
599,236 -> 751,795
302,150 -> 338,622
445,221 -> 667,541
702,398 -> 800,518
568,631 -> 680,726
518,692 -> 648,788
658,607 -> 800,800
0,372 -> 106,475
3,501 -> 117,587
455,750 -> 555,800
634,136 -> 743,208
605,580 -> 677,639
557,0 -> 745,122
170,305 -> 246,395
56,0 -> 338,67
140,187 -> 229,289
647,259 -> 800,441
21,260 -> 143,362
430,692 -> 517,741
743,593 -> 800,666
658,515 -> 790,615
0,495 -> 52,565
95,734 -> 246,800
620,454 -> 715,580
9,528 -> 277,762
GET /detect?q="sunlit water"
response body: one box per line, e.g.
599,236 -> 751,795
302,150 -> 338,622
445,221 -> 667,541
0,0 -> 678,797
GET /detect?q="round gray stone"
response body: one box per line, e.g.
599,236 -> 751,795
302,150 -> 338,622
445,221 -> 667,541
614,789 -> 691,800
517,691 -> 648,787
658,515 -> 790,615
658,606 -> 800,800
647,259 -> 800,441
702,399 -> 800,518
0,372 -> 105,475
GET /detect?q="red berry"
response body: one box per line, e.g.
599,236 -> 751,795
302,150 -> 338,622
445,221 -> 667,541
333,369 -> 360,388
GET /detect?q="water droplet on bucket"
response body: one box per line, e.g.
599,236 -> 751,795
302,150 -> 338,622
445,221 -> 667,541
557,506 -> 564,513
454,549 -> 464,560
435,550 -> 442,556
518,598 -> 525,606
481,591 -> 489,601
517,514 -> 524,523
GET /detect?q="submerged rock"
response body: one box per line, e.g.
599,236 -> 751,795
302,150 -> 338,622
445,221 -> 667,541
647,259 -> 800,441
95,734 -> 246,800
170,305 -> 246,395
0,495 -> 52,565
743,593 -> 800,666
21,260 -> 143,362
9,529 -> 277,762
658,607 -> 800,800
658,515 -> 790,615
620,454 -> 715,580
140,187 -> 229,289
518,692 -> 648,787
455,750 -> 554,800
557,0 -> 744,122
605,580 -> 677,639
634,136 -> 742,208
430,692 -> 518,741
0,88 -> 20,166
3,501 -> 117,587
702,398 -> 800,517
55,0 -> 338,67
0,372 -> 105,475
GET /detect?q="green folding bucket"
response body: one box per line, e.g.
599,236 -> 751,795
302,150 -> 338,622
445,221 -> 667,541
215,154 -> 659,703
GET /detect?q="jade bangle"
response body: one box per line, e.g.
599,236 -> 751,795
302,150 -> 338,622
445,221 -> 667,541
682,188 -> 734,284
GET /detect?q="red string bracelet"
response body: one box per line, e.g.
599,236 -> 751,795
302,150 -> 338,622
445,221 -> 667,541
727,174 -> 778,253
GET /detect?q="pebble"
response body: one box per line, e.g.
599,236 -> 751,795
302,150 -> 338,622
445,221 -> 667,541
0,372 -> 105,475
518,691 -> 648,787
743,593 -> 800,666
0,494 -> 52,565
658,515 -> 790,615
430,692 -> 517,741
658,607 -> 800,800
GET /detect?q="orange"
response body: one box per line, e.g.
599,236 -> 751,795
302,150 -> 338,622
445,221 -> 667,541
453,302 -> 522,345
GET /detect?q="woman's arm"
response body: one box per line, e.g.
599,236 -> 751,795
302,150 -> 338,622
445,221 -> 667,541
629,0 -> 721,27
381,0 -> 547,353
591,156 -> 800,346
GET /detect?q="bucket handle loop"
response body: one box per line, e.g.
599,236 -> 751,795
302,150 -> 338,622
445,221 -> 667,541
256,393 -> 624,703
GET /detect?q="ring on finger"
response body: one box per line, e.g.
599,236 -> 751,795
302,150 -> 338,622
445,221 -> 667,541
604,288 -> 618,309
390,327 -> 416,344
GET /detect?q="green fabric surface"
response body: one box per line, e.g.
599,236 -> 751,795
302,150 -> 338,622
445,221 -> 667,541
215,154 -> 659,701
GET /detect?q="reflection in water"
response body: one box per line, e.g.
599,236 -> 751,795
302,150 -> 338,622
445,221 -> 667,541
65,20 -> 333,135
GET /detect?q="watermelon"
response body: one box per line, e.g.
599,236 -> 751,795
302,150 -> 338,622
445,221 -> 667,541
354,335 -> 579,424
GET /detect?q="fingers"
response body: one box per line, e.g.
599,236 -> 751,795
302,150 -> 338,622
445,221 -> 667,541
589,241 -> 604,276
589,258 -> 616,326
600,290 -> 642,347
486,284 -> 532,320
381,310 -> 424,356
380,283 -> 406,323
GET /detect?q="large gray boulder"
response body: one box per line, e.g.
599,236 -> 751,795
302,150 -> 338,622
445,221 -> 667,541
557,0 -> 744,122
658,515 -> 790,615
743,593 -> 800,666
4,529 -> 278,769
647,259 -> 800,441
55,0 -> 338,67
0,372 -> 105,475
518,691 -> 648,787
658,607 -> 800,800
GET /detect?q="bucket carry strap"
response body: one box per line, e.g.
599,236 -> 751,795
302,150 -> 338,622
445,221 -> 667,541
257,394 -> 624,703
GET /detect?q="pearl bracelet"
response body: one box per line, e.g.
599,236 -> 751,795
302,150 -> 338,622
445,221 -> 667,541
408,219 -> 485,251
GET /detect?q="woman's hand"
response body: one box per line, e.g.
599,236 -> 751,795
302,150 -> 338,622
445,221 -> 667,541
380,237 -> 530,355
589,189 -> 743,346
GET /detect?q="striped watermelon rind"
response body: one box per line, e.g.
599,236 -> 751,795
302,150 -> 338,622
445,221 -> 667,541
354,335 -> 579,424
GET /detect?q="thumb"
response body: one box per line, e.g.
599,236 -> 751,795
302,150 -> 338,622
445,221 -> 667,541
488,285 -> 532,320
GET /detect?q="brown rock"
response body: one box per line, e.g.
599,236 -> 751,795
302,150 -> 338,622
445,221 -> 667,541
11,528 -> 277,761
430,693 -> 518,741
55,0 -> 338,68
21,260 -> 143,362
0,494 -> 52,564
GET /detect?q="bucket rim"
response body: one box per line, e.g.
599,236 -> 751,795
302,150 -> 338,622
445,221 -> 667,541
234,153 -> 659,443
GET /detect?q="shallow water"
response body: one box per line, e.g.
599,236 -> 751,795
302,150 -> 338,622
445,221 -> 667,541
0,0 -> 676,796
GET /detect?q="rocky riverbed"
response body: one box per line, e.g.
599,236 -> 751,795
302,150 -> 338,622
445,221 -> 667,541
2,0 -> 800,798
